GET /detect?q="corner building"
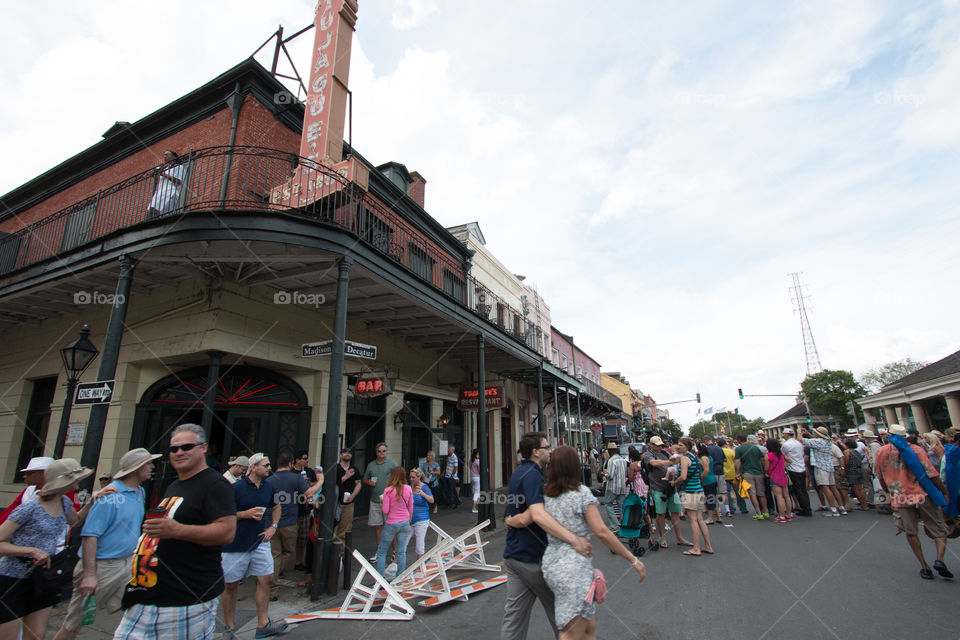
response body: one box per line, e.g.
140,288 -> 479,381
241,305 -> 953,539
0,58 -> 543,512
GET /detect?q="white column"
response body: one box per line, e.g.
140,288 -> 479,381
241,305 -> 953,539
945,394 -> 960,430
883,406 -> 898,428
910,402 -> 931,434
895,405 -> 907,426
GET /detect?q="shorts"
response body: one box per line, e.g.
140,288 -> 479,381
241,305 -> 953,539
222,542 -> 274,583
650,489 -> 682,515
836,469 -> 850,492
0,573 -> 61,624
680,492 -> 705,511
716,477 -> 727,494
895,496 -> 949,538
113,597 -> 220,640
62,555 -> 132,630
703,482 -> 719,509
296,513 -> 310,548
742,473 -> 765,497
814,468 -> 835,486
367,501 -> 385,526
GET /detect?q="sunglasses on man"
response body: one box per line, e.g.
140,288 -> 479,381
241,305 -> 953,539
169,442 -> 201,453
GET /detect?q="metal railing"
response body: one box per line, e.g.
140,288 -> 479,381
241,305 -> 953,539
467,275 -> 543,353
0,146 -> 467,306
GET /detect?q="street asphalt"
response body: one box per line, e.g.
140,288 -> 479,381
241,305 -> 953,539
54,496 -> 957,639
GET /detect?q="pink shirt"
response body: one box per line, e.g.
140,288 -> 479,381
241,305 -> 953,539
767,452 -> 788,487
381,484 -> 414,524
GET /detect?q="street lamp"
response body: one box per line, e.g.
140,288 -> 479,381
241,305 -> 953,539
54,324 -> 99,457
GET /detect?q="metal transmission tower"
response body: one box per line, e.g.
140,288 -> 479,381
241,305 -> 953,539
789,272 -> 823,375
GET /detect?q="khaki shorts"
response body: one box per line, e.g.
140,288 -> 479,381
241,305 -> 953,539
62,555 -> 132,630
895,496 -> 948,538
367,501 -> 384,526
742,473 -> 765,497
814,468 -> 835,486
680,492 -> 705,511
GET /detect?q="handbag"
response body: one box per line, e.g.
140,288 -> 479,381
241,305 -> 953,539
584,569 -> 607,604
737,479 -> 752,499
29,549 -> 77,594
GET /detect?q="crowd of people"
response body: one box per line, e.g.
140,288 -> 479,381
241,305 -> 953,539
0,428 -> 475,640
498,424 -> 957,639
0,420 -> 954,640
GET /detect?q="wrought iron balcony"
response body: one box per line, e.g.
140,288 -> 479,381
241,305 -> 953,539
0,146 -> 467,304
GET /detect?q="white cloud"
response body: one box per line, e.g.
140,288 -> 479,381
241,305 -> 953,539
391,0 -> 439,30
0,0 -> 957,429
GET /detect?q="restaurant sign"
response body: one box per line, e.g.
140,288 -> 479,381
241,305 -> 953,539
458,386 -> 505,411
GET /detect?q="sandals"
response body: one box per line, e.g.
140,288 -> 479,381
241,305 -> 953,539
659,541 -> 669,549
683,550 -> 701,556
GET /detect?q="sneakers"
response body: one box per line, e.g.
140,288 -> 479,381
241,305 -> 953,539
761,513 -> 771,520
933,560 -> 954,579
822,511 -> 838,517
255,618 -> 289,639
752,514 -> 764,520
222,628 -> 236,640
773,516 -> 788,523
838,509 -> 849,516
815,506 -> 829,512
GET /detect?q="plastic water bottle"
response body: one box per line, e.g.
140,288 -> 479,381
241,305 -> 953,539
81,594 -> 96,626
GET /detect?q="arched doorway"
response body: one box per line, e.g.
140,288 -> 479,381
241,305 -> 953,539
130,366 -> 311,504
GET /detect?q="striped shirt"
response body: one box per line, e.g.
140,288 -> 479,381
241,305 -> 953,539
682,454 -> 703,493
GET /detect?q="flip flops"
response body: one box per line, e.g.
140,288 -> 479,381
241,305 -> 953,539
682,550 -> 701,556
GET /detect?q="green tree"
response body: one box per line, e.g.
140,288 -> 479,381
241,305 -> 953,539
859,358 -> 928,392
800,369 -> 865,428
687,420 -> 716,440
686,412 -> 763,440
659,417 -> 683,441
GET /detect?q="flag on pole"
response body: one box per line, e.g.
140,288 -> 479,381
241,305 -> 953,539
703,407 -> 714,416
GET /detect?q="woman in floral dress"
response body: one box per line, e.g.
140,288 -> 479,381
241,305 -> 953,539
506,446 -> 645,639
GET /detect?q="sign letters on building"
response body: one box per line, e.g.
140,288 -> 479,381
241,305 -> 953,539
457,386 -> 505,411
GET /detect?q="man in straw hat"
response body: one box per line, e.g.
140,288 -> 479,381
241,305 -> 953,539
797,426 -> 847,516
875,424 -> 953,580
115,424 -> 236,640
52,448 -> 159,640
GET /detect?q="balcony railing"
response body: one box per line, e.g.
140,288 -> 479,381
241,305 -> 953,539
468,276 -> 541,352
0,146 -> 466,305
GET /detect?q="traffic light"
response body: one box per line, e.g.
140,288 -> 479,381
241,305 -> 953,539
738,388 -> 744,399
696,392 -> 701,403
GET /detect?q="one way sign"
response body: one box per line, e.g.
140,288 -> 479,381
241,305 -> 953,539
75,380 -> 115,405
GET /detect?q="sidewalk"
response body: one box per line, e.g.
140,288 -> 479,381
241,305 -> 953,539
58,502 -> 506,639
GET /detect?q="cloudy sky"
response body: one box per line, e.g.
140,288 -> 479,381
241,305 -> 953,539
2,0 -> 958,426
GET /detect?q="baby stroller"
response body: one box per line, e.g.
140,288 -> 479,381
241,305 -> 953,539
617,491 -> 656,557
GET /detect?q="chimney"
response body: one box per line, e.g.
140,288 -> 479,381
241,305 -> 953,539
409,171 -> 426,209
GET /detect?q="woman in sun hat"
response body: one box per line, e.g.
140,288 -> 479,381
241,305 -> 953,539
0,459 -> 92,638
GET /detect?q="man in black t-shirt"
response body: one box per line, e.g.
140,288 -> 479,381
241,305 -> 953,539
334,447 -> 360,544
293,449 -> 318,571
115,424 -> 236,640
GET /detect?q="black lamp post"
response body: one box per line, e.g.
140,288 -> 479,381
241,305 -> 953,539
54,324 -> 99,458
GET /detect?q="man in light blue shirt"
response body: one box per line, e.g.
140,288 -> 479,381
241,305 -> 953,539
53,448 -> 158,640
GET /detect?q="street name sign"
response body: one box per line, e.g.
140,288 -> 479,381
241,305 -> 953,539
302,340 -> 377,360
